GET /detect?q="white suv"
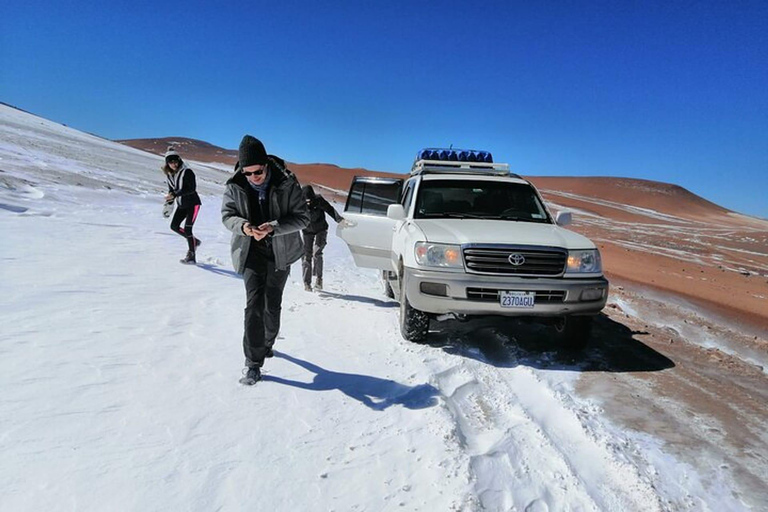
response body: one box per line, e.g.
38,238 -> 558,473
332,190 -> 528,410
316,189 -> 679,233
338,148 -> 609,348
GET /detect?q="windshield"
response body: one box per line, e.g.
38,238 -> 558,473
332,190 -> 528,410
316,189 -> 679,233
414,179 -> 551,222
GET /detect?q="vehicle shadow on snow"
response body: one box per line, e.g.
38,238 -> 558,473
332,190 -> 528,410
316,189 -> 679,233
424,313 -> 675,373
263,350 -> 439,410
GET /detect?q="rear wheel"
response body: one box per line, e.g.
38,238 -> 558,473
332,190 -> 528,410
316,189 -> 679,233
399,271 -> 429,343
553,316 -> 592,351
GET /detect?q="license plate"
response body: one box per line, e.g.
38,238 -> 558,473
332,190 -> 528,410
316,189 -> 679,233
499,291 -> 535,308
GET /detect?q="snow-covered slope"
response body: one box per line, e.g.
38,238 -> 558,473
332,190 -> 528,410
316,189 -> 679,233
0,104 -> 749,510
0,104 -> 230,199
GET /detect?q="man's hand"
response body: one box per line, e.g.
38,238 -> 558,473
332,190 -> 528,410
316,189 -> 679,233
339,218 -> 354,228
165,193 -> 175,202
243,222 -> 274,240
252,222 -> 275,240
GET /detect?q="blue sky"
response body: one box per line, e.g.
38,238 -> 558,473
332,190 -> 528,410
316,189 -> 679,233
2,1 -> 767,217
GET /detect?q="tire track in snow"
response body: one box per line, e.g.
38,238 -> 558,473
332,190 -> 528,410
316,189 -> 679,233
427,351 -> 663,511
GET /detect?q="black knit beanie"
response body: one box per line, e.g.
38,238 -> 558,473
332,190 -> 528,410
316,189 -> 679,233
238,135 -> 268,167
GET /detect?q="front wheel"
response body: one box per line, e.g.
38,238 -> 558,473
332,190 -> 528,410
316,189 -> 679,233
399,272 -> 429,343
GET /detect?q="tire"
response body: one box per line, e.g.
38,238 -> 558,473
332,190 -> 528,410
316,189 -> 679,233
382,270 -> 395,299
553,316 -> 592,351
399,271 -> 429,343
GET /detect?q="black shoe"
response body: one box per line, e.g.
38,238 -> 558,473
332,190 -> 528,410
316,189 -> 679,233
239,366 -> 261,385
180,251 -> 196,265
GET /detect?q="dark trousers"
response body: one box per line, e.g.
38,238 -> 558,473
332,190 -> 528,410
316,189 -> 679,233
170,205 -> 200,252
243,257 -> 290,368
302,230 -> 328,285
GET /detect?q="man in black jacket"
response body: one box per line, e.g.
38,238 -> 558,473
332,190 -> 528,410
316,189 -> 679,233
221,136 -> 309,385
301,185 -> 348,291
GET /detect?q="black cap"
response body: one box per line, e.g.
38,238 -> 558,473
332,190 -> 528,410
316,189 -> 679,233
238,135 -> 267,167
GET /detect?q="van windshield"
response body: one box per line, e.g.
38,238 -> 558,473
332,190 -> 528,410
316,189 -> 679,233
414,180 -> 551,223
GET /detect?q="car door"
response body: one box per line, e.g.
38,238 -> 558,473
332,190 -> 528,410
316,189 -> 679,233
337,176 -> 404,270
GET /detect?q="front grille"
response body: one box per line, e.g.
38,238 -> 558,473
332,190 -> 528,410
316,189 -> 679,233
463,246 -> 567,276
466,288 -> 566,303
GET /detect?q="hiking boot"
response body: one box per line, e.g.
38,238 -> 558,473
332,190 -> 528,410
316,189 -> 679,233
239,366 -> 261,385
304,282 -> 312,292
180,250 -> 196,265
315,277 -> 323,290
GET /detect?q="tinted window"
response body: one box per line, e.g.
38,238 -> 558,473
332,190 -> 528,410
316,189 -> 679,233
415,180 -> 550,222
345,181 -> 402,215
346,183 -> 365,213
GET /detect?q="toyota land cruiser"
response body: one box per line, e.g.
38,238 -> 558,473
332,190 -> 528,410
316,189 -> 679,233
337,148 -> 609,348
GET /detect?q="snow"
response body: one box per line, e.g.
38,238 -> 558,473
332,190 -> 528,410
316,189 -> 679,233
0,104 -> 750,510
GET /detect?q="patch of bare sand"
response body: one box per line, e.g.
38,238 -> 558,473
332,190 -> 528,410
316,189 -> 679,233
601,244 -> 768,337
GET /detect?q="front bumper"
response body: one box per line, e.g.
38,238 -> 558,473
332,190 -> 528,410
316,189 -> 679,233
404,267 -> 608,316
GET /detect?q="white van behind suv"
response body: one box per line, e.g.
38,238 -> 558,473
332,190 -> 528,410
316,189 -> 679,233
337,148 -> 609,348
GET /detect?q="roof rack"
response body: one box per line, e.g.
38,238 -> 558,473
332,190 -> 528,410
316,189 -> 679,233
411,159 -> 514,176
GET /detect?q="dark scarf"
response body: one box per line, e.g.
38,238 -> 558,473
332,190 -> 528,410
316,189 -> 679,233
247,168 -> 271,202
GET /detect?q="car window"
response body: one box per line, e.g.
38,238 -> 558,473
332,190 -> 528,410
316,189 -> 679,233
401,180 -> 415,213
345,180 -> 402,215
414,180 -> 551,222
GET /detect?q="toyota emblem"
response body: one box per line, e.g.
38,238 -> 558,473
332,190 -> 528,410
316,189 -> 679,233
508,253 -> 525,266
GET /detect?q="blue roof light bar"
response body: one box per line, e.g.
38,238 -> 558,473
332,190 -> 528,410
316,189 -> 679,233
416,148 -> 493,163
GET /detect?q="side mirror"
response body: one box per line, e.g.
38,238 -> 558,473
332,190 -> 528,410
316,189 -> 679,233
555,211 -> 572,226
387,204 -> 406,221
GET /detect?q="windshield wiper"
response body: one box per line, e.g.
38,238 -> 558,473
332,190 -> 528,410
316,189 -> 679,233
498,214 -> 548,223
420,212 -> 473,219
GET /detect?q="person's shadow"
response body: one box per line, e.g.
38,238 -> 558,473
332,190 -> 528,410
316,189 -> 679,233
264,351 -> 439,411
196,263 -> 241,279
316,290 -> 397,308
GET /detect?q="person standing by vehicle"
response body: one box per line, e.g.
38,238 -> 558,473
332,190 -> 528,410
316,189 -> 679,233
221,135 -> 309,385
163,147 -> 202,264
300,184 -> 348,291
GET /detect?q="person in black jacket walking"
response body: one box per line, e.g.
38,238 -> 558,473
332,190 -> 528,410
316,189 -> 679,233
222,135 -> 309,385
301,185 -> 348,291
163,147 -> 202,264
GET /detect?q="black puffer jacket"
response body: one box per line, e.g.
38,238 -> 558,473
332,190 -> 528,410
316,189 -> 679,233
302,185 -> 343,234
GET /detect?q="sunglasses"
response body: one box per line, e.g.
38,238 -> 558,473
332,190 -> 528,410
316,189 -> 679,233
243,168 -> 266,177
167,157 -> 180,164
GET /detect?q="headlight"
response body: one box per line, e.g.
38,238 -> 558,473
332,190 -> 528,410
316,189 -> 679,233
414,242 -> 463,268
566,249 -> 602,274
